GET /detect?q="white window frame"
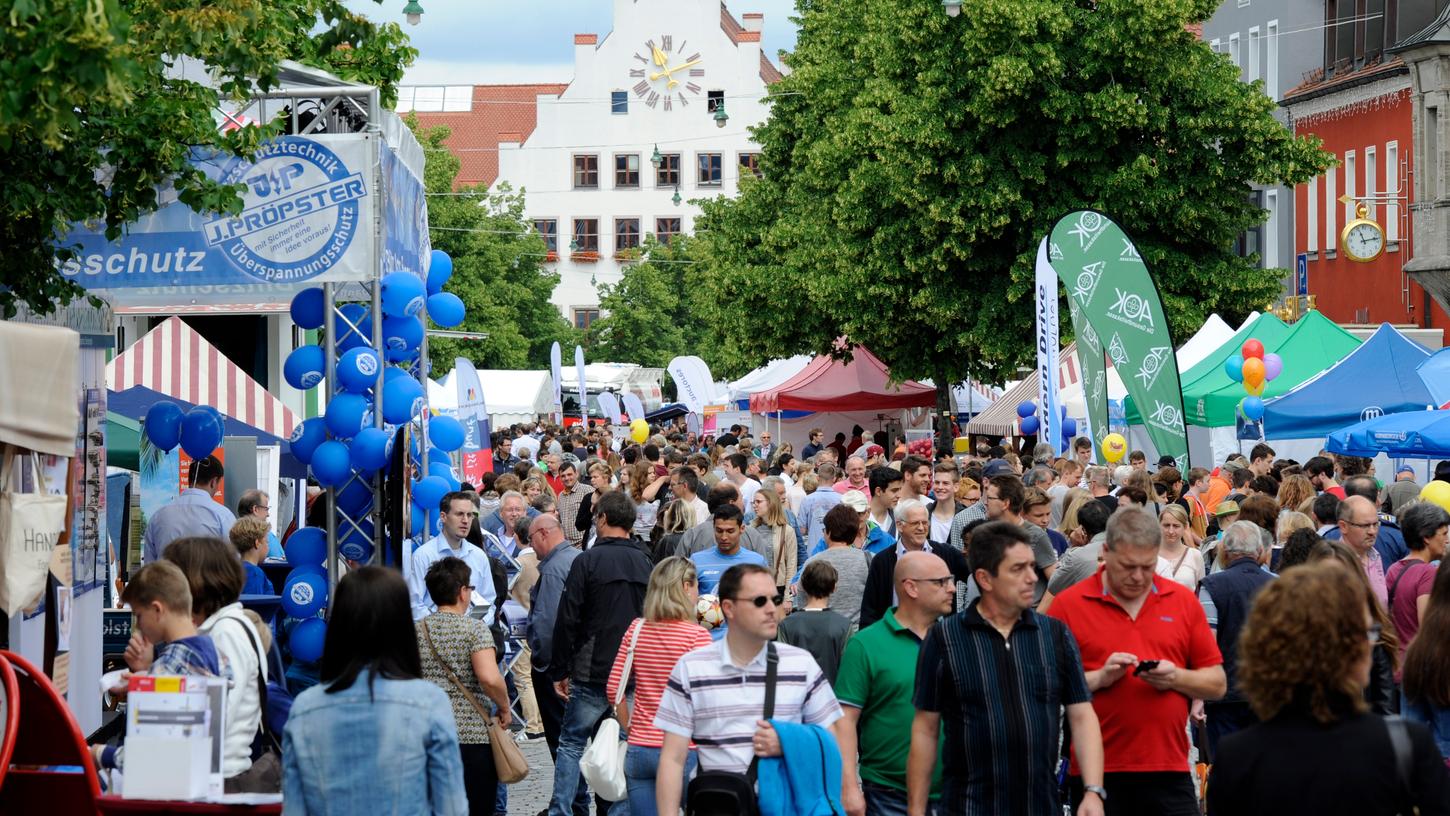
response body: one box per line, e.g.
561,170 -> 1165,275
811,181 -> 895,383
1266,21 -> 1279,100
1211,38 -> 1221,53
1387,141 -> 1400,242
1344,150 -> 1357,223
1365,146 -> 1378,223
1326,165 -> 1338,254
1264,189 -> 1279,270
1307,175 -> 1319,254
1229,33 -> 1241,71
1249,27 -> 1261,84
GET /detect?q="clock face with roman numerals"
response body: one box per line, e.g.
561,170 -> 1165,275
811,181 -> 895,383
628,34 -> 705,112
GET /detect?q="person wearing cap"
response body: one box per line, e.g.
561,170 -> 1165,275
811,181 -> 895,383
1387,465 -> 1423,516
804,488 -> 891,562
1204,459 -> 1243,514
1155,455 -> 1177,471
142,455 -> 236,564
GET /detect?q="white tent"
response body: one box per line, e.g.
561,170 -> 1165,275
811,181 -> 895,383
431,368 -> 554,427
726,356 -> 812,404
1059,313 -> 1247,420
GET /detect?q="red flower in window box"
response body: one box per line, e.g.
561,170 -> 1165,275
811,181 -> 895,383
571,250 -> 600,262
544,250 -> 559,262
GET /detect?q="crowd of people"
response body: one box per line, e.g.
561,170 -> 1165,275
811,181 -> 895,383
117,421 -> 1450,815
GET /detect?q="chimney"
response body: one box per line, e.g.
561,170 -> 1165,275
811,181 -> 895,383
574,34 -> 597,77
742,13 -> 763,34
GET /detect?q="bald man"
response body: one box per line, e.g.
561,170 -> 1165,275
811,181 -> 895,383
836,550 -> 956,816
1338,494 -> 1389,608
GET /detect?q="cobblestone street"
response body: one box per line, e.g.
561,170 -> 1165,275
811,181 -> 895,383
506,738 -> 557,815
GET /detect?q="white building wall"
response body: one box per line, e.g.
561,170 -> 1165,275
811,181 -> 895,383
495,0 -> 775,325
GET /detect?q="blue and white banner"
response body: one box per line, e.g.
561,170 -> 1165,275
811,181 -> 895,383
454,358 -> 490,481
574,345 -> 587,425
1035,238 -> 1061,454
60,136 -> 377,291
550,342 -> 564,423
381,141 -> 429,280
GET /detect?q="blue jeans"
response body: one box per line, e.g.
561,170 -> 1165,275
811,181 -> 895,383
548,681 -> 614,816
624,743 -> 697,816
863,781 -> 928,816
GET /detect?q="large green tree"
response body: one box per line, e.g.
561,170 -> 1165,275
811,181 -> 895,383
693,0 -> 1332,398
415,122 -> 576,372
0,0 -> 417,317
587,238 -> 698,368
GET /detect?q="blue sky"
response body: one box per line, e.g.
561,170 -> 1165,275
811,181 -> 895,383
347,0 -> 801,85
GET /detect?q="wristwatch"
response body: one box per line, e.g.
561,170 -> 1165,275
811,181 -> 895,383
1083,785 -> 1108,801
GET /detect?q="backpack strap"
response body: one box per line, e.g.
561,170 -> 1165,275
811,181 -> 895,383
1385,715 -> 1414,811
1387,559 -> 1419,613
746,642 -> 779,784
216,615 -> 280,751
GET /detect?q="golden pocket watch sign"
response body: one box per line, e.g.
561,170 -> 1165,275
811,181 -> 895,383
1340,201 -> 1385,263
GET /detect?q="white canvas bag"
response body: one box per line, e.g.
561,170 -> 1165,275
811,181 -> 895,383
0,448 -> 67,615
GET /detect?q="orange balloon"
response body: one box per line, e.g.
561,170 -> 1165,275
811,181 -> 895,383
1242,357 -> 1266,388
1244,380 -> 1265,397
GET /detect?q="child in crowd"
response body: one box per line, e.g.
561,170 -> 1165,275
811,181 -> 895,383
92,561 -> 222,771
229,516 -> 275,596
776,560 -> 853,685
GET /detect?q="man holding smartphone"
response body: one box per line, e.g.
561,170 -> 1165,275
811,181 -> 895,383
1047,508 -> 1226,815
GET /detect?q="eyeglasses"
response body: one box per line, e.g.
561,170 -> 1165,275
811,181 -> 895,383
254,505 -> 270,512
1344,519 -> 1381,530
731,593 -> 784,608
1368,622 -> 1382,644
909,576 -> 956,588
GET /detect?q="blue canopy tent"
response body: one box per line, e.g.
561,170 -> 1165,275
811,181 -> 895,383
1417,347 -> 1450,409
1327,409 -> 1450,459
1261,323 -> 1434,462
109,385 -> 308,478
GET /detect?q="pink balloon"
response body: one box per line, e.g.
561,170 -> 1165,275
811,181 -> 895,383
1263,353 -> 1283,381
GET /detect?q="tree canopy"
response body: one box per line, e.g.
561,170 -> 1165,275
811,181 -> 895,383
586,238 -> 699,369
414,122 -> 577,372
692,0 -> 1332,388
0,0 -> 417,317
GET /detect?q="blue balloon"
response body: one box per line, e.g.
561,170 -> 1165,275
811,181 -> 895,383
382,375 -> 426,425
290,288 -> 325,330
143,401 -> 185,452
351,427 -> 392,473
334,304 -> 373,353
180,409 -> 224,459
383,366 -> 410,384
325,392 -> 372,440
289,617 -> 327,663
1016,401 -> 1036,419
427,250 -> 454,295
284,345 -> 327,390
1224,356 -> 1245,383
282,570 -> 328,618
1062,418 -> 1078,437
381,315 -> 424,362
426,292 -> 466,328
430,462 -> 460,491
285,527 -> 327,567
1019,415 -> 1041,436
412,475 -> 450,510
289,562 -> 327,578
382,272 -> 428,318
289,417 -> 327,465
409,502 -> 428,536
1242,396 -> 1266,421
338,519 -> 375,563
430,415 -> 466,452
336,347 -> 382,394
337,477 -> 374,516
310,440 -> 352,487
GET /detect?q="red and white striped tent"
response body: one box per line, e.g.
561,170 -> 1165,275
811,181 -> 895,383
106,317 -> 300,439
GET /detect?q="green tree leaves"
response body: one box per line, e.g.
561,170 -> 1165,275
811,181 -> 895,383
693,0 -> 1331,388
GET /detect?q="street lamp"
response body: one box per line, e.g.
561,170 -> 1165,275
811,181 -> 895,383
403,0 -> 424,25
672,185 -> 682,207
650,144 -> 663,170
943,0 -> 962,16
713,100 -> 729,128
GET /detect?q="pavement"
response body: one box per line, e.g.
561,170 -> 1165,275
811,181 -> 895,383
506,737 -> 559,815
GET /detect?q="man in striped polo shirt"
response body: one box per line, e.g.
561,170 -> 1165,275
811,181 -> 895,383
654,563 -> 847,815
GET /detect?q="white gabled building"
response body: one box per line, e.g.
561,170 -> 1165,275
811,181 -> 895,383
403,0 -> 782,330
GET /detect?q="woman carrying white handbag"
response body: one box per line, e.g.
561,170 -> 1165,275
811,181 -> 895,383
591,557 -> 713,816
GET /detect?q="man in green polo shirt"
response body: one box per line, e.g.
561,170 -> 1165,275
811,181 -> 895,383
836,550 -> 955,816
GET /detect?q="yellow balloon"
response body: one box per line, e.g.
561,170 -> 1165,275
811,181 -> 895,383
630,418 -> 649,443
1420,480 -> 1450,513
1102,433 -> 1128,463
1244,381 -> 1265,397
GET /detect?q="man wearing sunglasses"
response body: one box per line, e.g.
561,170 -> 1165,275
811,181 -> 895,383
654,563 -> 849,816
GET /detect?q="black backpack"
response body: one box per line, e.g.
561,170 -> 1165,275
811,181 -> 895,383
686,642 -> 777,816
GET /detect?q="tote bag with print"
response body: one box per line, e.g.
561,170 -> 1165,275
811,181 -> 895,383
0,449 -> 67,615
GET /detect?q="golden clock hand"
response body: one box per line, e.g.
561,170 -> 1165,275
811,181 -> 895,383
650,59 -> 701,81
651,46 -> 668,67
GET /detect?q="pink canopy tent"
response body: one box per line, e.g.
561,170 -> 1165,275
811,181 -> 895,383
749,346 -> 936,414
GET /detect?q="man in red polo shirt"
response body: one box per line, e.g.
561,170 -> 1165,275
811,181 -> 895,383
1047,507 -> 1225,815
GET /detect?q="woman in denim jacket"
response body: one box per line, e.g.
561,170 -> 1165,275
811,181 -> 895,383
283,567 -> 468,815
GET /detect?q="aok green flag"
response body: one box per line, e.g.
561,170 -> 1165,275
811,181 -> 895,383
1049,210 -> 1190,470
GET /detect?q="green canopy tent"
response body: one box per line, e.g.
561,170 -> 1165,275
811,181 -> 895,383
108,412 -> 142,472
1124,313 -> 1291,426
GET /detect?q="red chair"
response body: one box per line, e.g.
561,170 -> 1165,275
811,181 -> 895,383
0,650 -> 101,815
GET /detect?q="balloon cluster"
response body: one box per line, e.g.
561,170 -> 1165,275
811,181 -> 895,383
1224,339 -> 1283,423
1014,401 -> 1077,446
143,401 -> 228,459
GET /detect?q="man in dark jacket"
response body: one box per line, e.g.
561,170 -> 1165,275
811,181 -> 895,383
859,499 -> 973,629
547,490 -> 652,816
1197,520 -> 1275,756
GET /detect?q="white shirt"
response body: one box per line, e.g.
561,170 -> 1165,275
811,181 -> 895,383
738,478 -> 763,507
199,604 -> 266,777
407,533 -> 498,623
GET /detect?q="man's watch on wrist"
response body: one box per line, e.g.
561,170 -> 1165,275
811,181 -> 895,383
1083,785 -> 1108,801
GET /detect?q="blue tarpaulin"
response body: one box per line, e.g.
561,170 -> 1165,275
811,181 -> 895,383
1417,347 -> 1450,409
1327,409 -> 1450,459
1263,323 -> 1434,440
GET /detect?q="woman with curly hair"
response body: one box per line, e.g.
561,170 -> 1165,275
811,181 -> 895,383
1311,541 -> 1402,716
1208,562 -> 1450,814
955,476 -> 981,505
1276,475 -> 1315,518
521,475 -> 556,504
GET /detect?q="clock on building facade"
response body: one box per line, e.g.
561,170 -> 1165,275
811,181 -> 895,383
629,35 -> 705,111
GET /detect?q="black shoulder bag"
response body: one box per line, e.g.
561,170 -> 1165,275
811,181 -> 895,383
686,642 -> 778,816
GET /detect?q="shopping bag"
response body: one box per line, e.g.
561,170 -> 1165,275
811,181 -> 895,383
0,449 -> 67,615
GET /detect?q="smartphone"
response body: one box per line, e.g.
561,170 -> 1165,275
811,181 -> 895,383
1133,659 -> 1161,676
